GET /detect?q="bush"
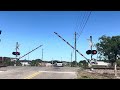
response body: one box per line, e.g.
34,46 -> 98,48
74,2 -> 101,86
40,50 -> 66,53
116,59 -> 120,67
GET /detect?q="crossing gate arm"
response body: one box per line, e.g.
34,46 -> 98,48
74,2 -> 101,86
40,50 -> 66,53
54,32 -> 89,63
18,45 -> 43,60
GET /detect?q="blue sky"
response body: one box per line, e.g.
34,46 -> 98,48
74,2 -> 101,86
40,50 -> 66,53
0,11 -> 120,62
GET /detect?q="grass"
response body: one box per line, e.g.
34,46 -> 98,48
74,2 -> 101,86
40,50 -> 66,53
77,69 -> 114,79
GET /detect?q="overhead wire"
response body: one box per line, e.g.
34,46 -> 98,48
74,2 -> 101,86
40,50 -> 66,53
76,12 -> 88,35
72,11 -> 88,59
73,11 -> 92,62
72,11 -> 92,61
72,12 -> 83,55
77,11 -> 92,41
74,12 -> 85,33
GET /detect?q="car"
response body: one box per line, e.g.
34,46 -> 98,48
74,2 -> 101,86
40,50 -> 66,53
55,62 -> 63,67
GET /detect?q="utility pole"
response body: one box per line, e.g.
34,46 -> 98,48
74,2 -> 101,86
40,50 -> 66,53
61,57 -> 62,62
0,30 -> 2,42
74,32 -> 77,67
90,36 -> 92,60
115,56 -> 117,77
115,62 -> 117,77
28,48 -> 30,60
71,52 -> 72,67
52,58 -> 53,67
42,49 -> 43,61
28,53 -> 29,60
90,36 -> 94,71
15,42 -> 19,66
54,32 -> 89,62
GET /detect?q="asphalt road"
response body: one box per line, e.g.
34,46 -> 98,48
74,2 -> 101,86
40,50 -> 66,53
0,66 -> 79,79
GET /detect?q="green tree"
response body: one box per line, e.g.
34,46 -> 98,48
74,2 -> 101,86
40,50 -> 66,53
79,60 -> 88,68
71,61 -> 78,67
116,59 -> 120,67
3,57 -> 12,66
31,60 -> 37,66
35,59 -> 42,63
96,35 -> 120,66
30,59 -> 42,66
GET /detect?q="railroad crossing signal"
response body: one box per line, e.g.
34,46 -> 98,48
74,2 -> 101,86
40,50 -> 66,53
12,52 -> 20,55
92,50 -> 97,54
86,50 -> 91,54
86,50 -> 97,55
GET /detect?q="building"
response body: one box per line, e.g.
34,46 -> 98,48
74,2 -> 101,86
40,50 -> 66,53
90,60 -> 111,67
45,63 -> 52,67
0,57 -> 17,66
38,62 -> 46,67
19,60 -> 31,66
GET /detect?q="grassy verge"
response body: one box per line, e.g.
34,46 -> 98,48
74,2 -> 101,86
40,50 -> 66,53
77,69 -> 115,79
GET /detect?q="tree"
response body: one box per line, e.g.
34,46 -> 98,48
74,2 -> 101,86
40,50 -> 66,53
79,60 -> 88,68
35,59 -> 42,63
52,60 -> 59,64
3,57 -> 15,66
30,59 -> 43,66
116,59 -> 120,67
71,61 -> 78,67
96,35 -> 120,66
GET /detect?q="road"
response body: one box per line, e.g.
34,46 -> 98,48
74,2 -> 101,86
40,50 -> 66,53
0,66 -> 79,79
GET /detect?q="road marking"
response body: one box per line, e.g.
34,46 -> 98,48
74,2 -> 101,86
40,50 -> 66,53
39,71 -> 76,74
24,71 -> 41,79
0,71 -> 4,72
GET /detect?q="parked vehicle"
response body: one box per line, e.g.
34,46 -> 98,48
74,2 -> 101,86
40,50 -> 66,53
55,61 -> 63,67
90,60 -> 111,68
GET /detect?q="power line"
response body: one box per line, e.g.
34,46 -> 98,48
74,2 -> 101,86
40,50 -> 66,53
77,11 -> 92,40
72,12 -> 91,63
72,12 -> 87,60
74,12 -> 84,33
77,11 -> 92,41
77,12 -> 88,34
42,49 -> 43,60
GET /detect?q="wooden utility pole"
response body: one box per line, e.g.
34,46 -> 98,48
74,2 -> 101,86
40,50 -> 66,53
115,55 -> 117,77
15,42 -> 19,66
71,52 -> 72,67
90,36 -> 92,60
75,32 -> 77,67
52,58 -> 53,67
42,49 -> 43,61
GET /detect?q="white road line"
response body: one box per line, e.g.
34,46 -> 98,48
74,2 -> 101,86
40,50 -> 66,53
0,71 -> 4,72
39,71 -> 76,74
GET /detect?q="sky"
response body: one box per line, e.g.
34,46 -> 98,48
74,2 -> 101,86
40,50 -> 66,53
0,11 -> 120,62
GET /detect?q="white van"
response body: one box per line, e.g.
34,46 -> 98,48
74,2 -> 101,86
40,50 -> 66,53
91,61 -> 110,67
55,62 -> 63,67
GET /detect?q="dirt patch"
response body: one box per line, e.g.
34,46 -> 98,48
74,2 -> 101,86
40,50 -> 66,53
77,69 -> 116,79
